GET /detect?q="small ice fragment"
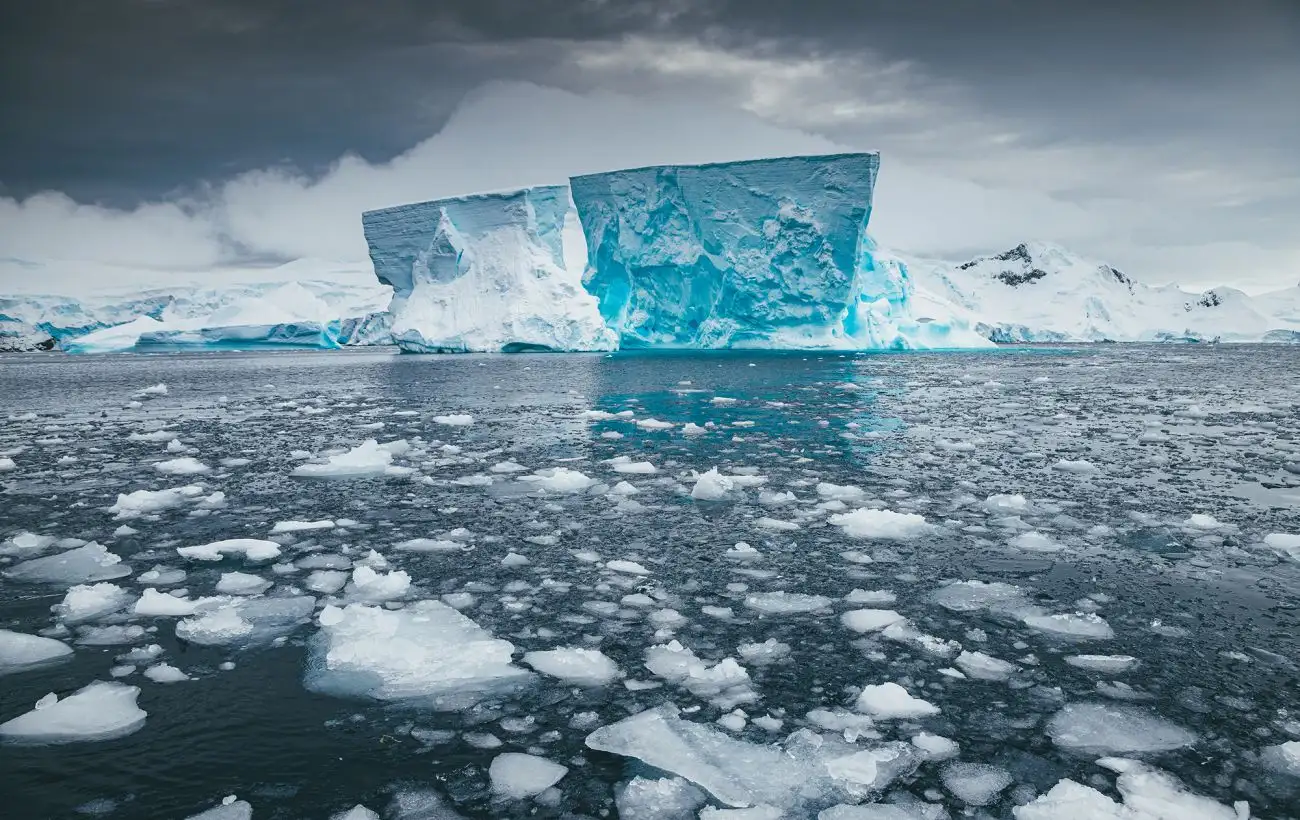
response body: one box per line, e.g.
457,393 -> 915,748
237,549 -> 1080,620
0,681 -> 146,743
433,414 -> 474,426
606,559 -> 651,576
154,457 -> 210,475
177,539 -> 281,562
841,609 -> 906,634
143,663 -> 190,683
271,519 -> 335,533
0,629 -> 73,674
1023,612 -> 1114,640
941,762 -> 1012,806
954,650 -> 1017,681
830,509 -> 931,539
488,753 -> 568,798
1065,655 -> 1137,674
1046,703 -> 1196,754
855,682 -> 940,719
216,572 -> 272,596
523,648 -> 620,686
911,732 -> 959,761
744,591 -> 831,615
692,468 -> 735,501
5,543 -> 131,585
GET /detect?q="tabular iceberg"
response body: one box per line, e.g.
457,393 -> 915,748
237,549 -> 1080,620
362,186 -> 616,353
570,153 -> 990,350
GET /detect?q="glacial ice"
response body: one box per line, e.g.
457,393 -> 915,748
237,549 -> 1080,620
362,186 -> 616,353
54,583 -> 134,623
615,776 -> 707,820
0,681 -> 146,743
304,601 -> 533,708
488,752 -> 569,798
522,647 -> 621,686
854,682 -> 940,719
1015,758 -> 1238,819
4,543 -> 131,585
570,153 -> 991,350
1047,703 -> 1197,754
0,628 -> 73,674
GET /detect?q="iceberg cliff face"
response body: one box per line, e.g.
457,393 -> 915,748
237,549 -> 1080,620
570,153 -> 990,350
362,187 -> 616,353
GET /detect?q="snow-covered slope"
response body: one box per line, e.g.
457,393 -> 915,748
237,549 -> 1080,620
0,319 -> 55,352
362,186 -> 617,353
570,154 -> 991,350
912,241 -> 1300,342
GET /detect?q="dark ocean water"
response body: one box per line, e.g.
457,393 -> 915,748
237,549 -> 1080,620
1,346 -> 1298,819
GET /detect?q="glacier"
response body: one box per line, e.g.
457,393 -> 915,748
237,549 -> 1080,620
569,153 -> 991,350
361,186 -> 616,353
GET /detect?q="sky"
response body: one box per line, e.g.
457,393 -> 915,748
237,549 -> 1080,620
1,0 -> 1298,294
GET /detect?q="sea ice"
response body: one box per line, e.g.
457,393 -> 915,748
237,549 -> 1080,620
1065,655 -> 1138,674
523,647 -> 621,686
743,592 -> 832,615
0,629 -> 73,674
1015,758 -> 1238,819
644,641 -> 756,709
109,485 -> 205,518
855,683 -> 940,719
133,588 -> 211,617
185,797 -> 254,820
305,601 -> 532,708
216,572 -> 273,596
954,650 -> 1017,681
54,583 -> 134,623
488,752 -> 569,798
4,543 -> 131,585
291,439 -> 409,478
692,468 -> 736,500
830,509 -> 932,539
1047,703 -> 1197,754
1023,612 -> 1115,640
154,457 -> 210,475
933,580 -> 1032,615
841,609 -> 906,633
271,519 -> 335,533
615,776 -> 706,820
1259,740 -> 1300,776
345,566 -> 411,602
176,539 -> 282,562
519,467 -> 596,493
941,762 -> 1012,806
0,681 -> 146,743
143,663 -> 190,683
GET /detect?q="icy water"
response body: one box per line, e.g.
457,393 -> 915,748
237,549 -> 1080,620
1,346 -> 1299,820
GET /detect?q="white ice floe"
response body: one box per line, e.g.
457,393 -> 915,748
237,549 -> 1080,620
523,648 -> 621,686
1065,654 -> 1138,674
54,583 -> 134,623
519,467 -> 596,493
1023,612 -> 1115,640
933,580 -> 1032,615
910,732 -> 959,762
176,596 -> 314,646
109,485 -> 206,518
0,531 -> 58,556
615,776 -> 706,820
0,457 -> 15,472
644,641 -> 755,709
291,439 -> 411,478
692,468 -> 735,500
176,607 -> 254,645
1183,514 -> 1222,530
1009,531 -> 1064,553
606,559 -> 651,576
954,650 -> 1017,681
608,457 -> 657,475
855,682 -> 940,719
305,570 -> 350,594
154,457 -> 210,475
433,414 -> 474,426
1047,703 -> 1197,754
185,797 -> 254,820
4,543 -> 131,585
216,572 -> 273,596
1053,459 -> 1099,474
942,762 -> 1012,806
143,663 -> 190,683
737,639 -> 791,666
984,494 -> 1029,513
830,509 -> 932,539
0,629 -> 73,674
0,681 -> 146,743
330,805 -> 379,820
1263,532 -> 1300,561
744,592 -> 832,615
816,482 -> 867,502
345,566 -> 411,602
305,600 -> 532,708
489,752 -> 568,798
845,589 -> 896,606
271,519 -> 335,533
1015,758 -> 1238,820
1259,740 -> 1300,777
177,539 -> 282,562
841,609 -> 906,634
133,588 -> 212,617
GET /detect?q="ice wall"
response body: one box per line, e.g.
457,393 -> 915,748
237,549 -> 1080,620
569,153 -> 990,349
362,187 -> 616,353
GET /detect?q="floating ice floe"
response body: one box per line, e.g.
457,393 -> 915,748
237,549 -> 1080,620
1263,532 -> 1300,561
4,543 -> 131,585
523,647 -> 621,686
1259,740 -> 1300,777
692,468 -> 736,500
933,580 -> 1033,616
488,752 -> 568,799
270,519 -> 335,533
942,762 -> 1013,806
606,559 -> 651,576
0,629 -> 73,675
330,805 -> 379,820
109,484 -> 207,518
841,609 -> 906,634
432,414 -> 474,426
216,571 -> 273,595
177,539 -> 282,562
830,509 -> 932,539
1023,611 -> 1115,640
0,681 -> 146,744
0,531 -> 58,556
855,682 -> 940,719
616,776 -> 706,820
305,600 -> 532,708
185,796 -> 253,820
1047,703 -> 1197,754
133,588 -> 214,617
291,439 -> 412,478
519,467 -> 596,494
54,583 -> 135,623
143,663 -> 190,683
743,592 -> 833,615
953,650 -> 1017,681
1065,654 -> 1138,674
644,641 -> 756,709
154,456 -> 210,475
176,596 -> 314,647
1015,758 -> 1239,819
345,566 -> 411,602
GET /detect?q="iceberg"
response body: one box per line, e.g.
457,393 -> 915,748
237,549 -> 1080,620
569,153 -> 991,350
362,186 -> 617,352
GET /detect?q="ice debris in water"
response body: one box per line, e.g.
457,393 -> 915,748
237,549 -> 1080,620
644,641 -> 756,709
855,682 -> 940,719
1066,654 -> 1138,674
743,591 -> 832,615
54,583 -> 134,623
175,597 -> 314,647
1263,532 -> 1300,561
954,650 -> 1017,681
216,572 -> 272,596
109,484 -> 206,518
4,543 -> 131,585
830,509 -> 932,539
185,796 -> 254,820
330,805 -> 379,820
0,628 -> 73,674
291,439 -> 411,478
0,681 -> 146,743
941,762 -> 1012,806
1259,740 -> 1300,777
271,519 -> 335,533
154,456 -> 210,475
519,467 -> 595,493
305,600 -> 532,708
488,752 -> 568,799
1015,758 -> 1240,819
177,539 -> 282,562
346,565 -> 411,602
1023,611 -> 1115,640
841,609 -> 906,634
932,580 -> 1032,615
522,647 -> 620,686
133,588 -> 213,617
1047,703 -> 1197,754
0,531 -> 58,556
432,414 -> 474,426
143,663 -> 190,683
615,776 -> 707,820
692,468 -> 736,500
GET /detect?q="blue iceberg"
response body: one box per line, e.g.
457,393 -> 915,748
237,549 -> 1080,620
570,153 -> 990,349
362,186 -> 616,353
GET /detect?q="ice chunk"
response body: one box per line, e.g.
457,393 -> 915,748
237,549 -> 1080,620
175,596 -> 314,646
305,600 -> 532,708
1263,532 -> 1300,561
606,559 -> 651,576
1065,655 -> 1138,674
571,154 -> 988,350
692,468 -> 736,500
143,663 -> 190,683
818,807 -> 933,819
830,509 -> 932,539
1259,739 -> 1300,776
109,485 -> 205,518
176,606 -> 254,645
271,519 -> 335,533
185,797 -> 254,820
1047,703 -> 1196,754
941,762 -> 1012,806
644,641 -> 756,709
523,647 -> 620,686
1015,758 -> 1237,820
5,543 -> 131,585
0,681 -> 146,743
0,531 -> 58,556
845,589 -> 896,606
177,538 -> 281,562
346,566 -> 411,602
291,439 -> 409,478
615,776 -> 707,820
519,467 -> 595,493
330,806 -> 380,820
954,650 -> 1016,681
154,457 -> 210,475
216,572 -> 272,596
0,629 -> 73,675
933,580 -> 1032,615
841,609 -> 906,634
134,589 -> 208,617
743,591 -> 832,615
910,732 -> 959,761
54,583 -> 134,623
488,752 -> 568,798
855,682 -> 940,719
1023,612 -> 1115,640
363,187 -> 616,352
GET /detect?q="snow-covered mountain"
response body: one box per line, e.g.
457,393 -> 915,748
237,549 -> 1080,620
910,241 -> 1300,342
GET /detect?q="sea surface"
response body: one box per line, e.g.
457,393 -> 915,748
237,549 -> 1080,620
1,346 -> 1298,819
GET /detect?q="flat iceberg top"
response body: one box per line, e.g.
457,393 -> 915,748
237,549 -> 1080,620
569,151 -> 881,182
363,185 -> 571,231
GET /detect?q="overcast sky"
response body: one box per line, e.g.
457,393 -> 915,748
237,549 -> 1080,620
1,0 -> 1298,293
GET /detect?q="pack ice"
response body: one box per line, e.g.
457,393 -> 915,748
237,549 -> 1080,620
362,186 -> 616,353
569,153 -> 991,350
